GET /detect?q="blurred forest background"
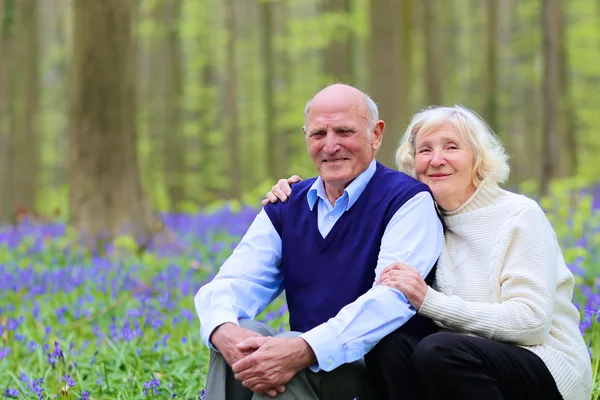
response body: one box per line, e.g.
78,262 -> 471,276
0,0 -> 599,243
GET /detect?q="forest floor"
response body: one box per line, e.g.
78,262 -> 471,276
0,198 -> 598,399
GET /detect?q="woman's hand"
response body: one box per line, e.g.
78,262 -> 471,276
261,175 -> 303,206
377,262 -> 429,310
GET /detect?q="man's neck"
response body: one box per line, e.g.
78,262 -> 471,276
324,182 -> 348,206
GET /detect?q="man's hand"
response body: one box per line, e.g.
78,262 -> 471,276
377,262 -> 429,310
210,323 -> 264,367
232,336 -> 317,394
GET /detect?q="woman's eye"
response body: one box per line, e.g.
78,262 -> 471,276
418,148 -> 431,154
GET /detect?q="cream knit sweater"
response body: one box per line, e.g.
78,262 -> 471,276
418,181 -> 592,400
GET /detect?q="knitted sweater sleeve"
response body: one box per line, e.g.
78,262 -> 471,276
419,204 -> 557,345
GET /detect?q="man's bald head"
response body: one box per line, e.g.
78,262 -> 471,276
303,84 -> 379,133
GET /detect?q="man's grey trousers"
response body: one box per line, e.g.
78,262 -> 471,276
204,319 -> 376,400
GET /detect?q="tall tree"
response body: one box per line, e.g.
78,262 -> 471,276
0,0 -> 16,222
369,0 -> 401,168
557,1 -> 577,176
323,0 -> 352,84
68,0 -> 158,247
395,0 -> 413,137
224,0 -> 241,199
540,0 -> 561,195
423,0 -> 443,106
260,0 -> 285,180
13,0 -> 40,215
163,0 -> 186,209
483,0 -> 499,133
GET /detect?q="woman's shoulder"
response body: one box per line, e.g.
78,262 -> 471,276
493,190 -> 556,235
495,189 -> 546,216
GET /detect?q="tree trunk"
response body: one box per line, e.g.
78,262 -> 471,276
164,0 -> 186,209
423,0 -> 443,106
260,0 -> 281,180
483,0 -> 499,133
540,0 -> 561,195
369,0 -> 401,168
12,0 -> 39,216
0,0 -> 16,223
396,0 -> 412,137
68,0 -> 158,248
557,1 -> 577,176
323,0 -> 352,84
224,0 -> 241,199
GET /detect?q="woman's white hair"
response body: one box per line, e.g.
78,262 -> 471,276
395,105 -> 510,186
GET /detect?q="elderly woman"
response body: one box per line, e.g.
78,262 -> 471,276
263,105 -> 592,400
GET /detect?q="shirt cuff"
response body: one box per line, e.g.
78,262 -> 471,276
200,309 -> 240,352
300,324 -> 342,372
300,325 -> 364,373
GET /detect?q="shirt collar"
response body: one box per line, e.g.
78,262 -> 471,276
307,159 -> 377,211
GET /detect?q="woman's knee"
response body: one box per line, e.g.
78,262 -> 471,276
366,330 -> 419,366
412,332 -> 464,368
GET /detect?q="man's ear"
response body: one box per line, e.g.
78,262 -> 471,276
371,120 -> 385,151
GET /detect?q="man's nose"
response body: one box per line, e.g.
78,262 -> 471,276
323,132 -> 340,153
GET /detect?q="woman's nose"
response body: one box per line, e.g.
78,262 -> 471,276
430,150 -> 445,166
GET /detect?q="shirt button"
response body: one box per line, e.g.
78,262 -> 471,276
328,216 -> 334,221
328,358 -> 333,365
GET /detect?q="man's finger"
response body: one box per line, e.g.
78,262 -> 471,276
232,356 -> 252,374
237,336 -> 268,352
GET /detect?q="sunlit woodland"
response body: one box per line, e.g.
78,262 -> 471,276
0,0 -> 599,399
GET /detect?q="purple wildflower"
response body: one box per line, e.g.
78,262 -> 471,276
4,388 -> 18,397
80,390 -> 89,400
0,347 -> 11,359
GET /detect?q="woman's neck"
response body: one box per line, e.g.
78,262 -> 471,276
436,185 -> 477,212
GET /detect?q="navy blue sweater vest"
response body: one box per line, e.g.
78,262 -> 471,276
264,162 -> 438,334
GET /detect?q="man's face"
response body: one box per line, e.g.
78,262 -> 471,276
304,94 -> 382,188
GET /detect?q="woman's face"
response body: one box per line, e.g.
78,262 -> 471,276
414,123 -> 477,211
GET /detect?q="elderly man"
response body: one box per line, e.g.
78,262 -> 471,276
194,84 -> 444,400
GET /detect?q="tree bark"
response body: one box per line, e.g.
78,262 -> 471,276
68,0 -> 158,248
483,0 -> 499,133
0,0 -> 16,223
323,0 -> 352,84
12,0 -> 40,216
540,0 -> 561,195
396,0 -> 412,138
224,0 -> 241,199
557,1 -> 577,176
164,0 -> 186,209
424,0 -> 443,106
260,0 -> 282,180
369,0 -> 402,168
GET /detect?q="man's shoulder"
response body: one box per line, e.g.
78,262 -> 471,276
373,162 -> 429,192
